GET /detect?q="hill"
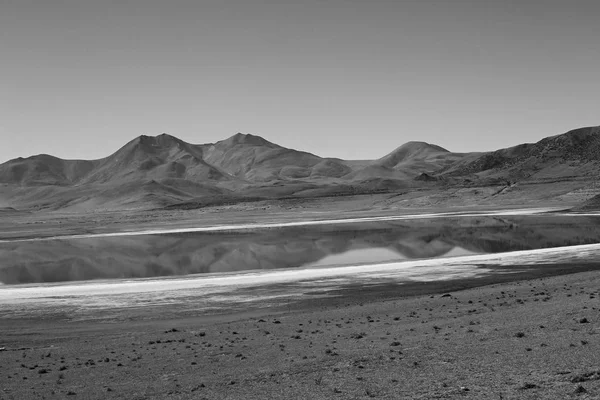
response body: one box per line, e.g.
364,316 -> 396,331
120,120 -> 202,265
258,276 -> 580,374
441,126 -> 600,182
1,125 -> 599,211
0,132 -> 463,210
79,133 -> 232,184
199,133 -> 352,181
0,154 -> 95,186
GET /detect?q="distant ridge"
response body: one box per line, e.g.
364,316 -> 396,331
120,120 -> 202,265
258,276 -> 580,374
442,126 -> 600,181
377,141 -> 463,172
219,132 -> 280,147
0,125 -> 599,210
0,154 -> 95,185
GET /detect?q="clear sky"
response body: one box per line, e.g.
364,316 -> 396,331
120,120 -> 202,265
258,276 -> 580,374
1,0 -> 599,163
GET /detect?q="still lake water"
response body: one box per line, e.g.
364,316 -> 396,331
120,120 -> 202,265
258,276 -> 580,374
2,214 -> 600,286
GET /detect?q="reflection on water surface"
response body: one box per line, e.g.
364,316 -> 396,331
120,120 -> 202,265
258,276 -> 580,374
1,215 -> 599,285
304,246 -> 479,268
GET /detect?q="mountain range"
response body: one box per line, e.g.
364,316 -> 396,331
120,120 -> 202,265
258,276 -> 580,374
1,126 -> 599,211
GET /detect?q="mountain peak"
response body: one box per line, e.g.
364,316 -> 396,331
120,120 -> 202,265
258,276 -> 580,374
376,141 -> 452,170
136,133 -> 183,147
395,141 -> 449,153
220,132 -> 278,147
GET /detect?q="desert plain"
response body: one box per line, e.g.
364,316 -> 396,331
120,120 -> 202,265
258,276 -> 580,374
2,197 -> 600,400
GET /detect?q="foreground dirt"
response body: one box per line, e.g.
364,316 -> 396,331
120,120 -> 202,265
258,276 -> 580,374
1,270 -> 600,399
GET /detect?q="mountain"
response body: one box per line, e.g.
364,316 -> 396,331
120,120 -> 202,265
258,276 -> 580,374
0,154 -> 95,186
349,141 -> 466,181
378,142 -> 452,169
198,133 -> 352,181
80,133 -> 232,184
1,126 -> 599,211
441,126 -> 600,181
0,133 -> 243,210
0,132 -> 451,210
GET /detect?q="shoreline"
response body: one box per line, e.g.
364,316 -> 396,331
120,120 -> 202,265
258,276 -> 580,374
0,206 -> 566,243
2,242 -> 600,322
1,268 -> 599,399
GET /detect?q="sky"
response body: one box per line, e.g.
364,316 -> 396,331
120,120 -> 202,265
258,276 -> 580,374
1,0 -> 599,163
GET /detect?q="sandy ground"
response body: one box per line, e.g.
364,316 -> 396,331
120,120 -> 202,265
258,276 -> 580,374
1,266 -> 600,399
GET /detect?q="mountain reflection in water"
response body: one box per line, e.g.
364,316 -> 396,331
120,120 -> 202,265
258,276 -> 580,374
1,215 -> 599,285
304,246 -> 478,268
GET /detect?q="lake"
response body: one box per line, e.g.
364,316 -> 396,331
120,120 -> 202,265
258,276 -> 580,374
1,213 -> 600,285
2,213 -> 600,321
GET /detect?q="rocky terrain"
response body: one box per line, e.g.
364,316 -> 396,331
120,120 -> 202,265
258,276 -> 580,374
2,267 -> 600,400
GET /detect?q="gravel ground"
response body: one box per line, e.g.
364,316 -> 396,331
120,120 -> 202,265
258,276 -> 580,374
2,269 -> 600,399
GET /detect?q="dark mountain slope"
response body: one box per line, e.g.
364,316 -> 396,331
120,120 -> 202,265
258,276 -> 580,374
442,126 -> 600,180
80,133 -> 233,184
200,133 -> 352,181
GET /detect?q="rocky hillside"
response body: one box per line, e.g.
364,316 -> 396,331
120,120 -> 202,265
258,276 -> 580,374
441,126 -> 600,181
